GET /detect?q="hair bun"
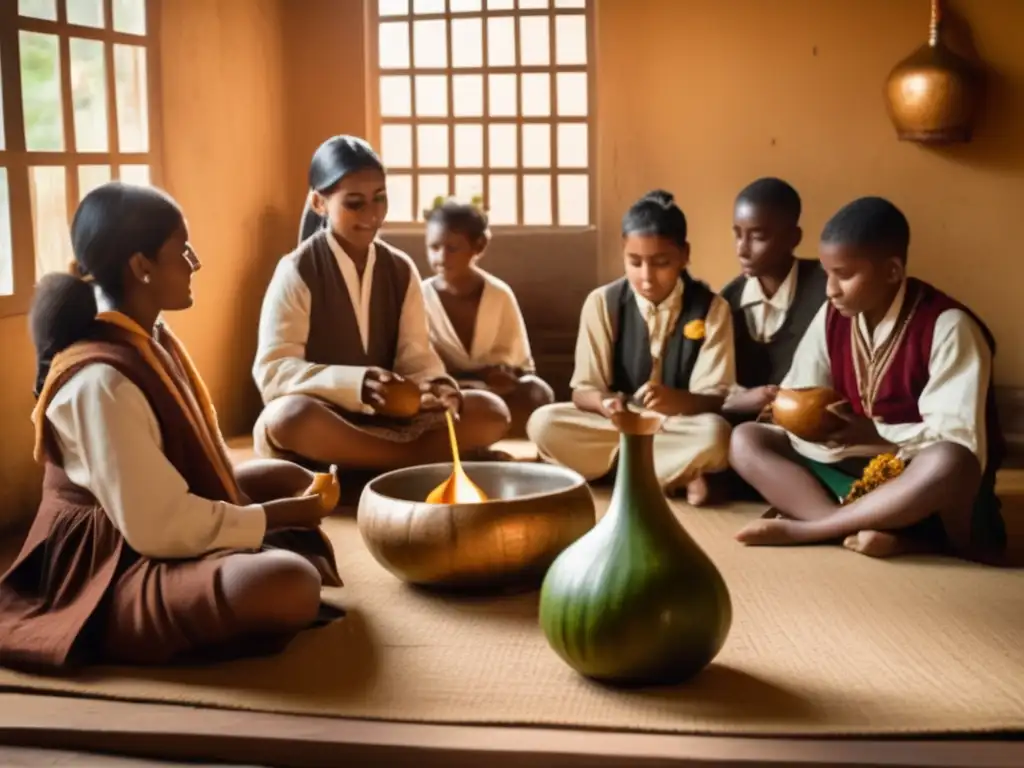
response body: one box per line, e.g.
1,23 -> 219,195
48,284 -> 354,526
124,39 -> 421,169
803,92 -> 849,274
622,188 -> 688,247
642,189 -> 676,208
65,258 -> 94,283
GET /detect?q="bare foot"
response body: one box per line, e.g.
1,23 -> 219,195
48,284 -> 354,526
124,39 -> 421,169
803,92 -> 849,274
686,475 -> 709,506
735,517 -> 805,546
842,530 -> 936,559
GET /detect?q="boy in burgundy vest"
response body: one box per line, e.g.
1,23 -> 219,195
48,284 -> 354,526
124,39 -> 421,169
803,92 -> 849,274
728,197 -> 1006,563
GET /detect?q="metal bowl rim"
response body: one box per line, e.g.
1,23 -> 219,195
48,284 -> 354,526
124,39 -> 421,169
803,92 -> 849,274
361,461 -> 590,506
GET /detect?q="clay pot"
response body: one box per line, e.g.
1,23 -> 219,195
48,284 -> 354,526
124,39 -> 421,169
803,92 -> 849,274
538,410 -> 732,685
357,462 -> 595,589
770,387 -> 850,443
376,377 -> 422,419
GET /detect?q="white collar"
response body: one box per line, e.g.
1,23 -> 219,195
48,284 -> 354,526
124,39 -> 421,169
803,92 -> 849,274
325,230 -> 376,268
633,277 -> 684,318
739,258 -> 799,312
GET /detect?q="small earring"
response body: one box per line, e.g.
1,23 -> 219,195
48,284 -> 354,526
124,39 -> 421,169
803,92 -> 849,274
142,275 -> 151,284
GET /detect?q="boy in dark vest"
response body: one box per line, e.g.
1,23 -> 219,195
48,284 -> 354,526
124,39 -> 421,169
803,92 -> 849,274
528,190 -> 735,506
729,197 -> 1007,564
720,177 -> 827,422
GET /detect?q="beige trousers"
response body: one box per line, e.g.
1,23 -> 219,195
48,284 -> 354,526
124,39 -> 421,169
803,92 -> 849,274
526,403 -> 731,491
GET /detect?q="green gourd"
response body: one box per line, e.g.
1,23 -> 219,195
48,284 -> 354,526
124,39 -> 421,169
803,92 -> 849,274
538,409 -> 732,684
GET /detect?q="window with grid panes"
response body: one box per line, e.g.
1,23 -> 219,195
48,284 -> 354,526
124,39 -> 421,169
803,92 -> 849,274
371,0 -> 591,227
0,0 -> 157,316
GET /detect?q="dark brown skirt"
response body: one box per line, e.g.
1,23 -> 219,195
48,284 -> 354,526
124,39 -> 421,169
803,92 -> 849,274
339,407 -> 448,443
253,398 -> 449,469
0,471 -> 341,674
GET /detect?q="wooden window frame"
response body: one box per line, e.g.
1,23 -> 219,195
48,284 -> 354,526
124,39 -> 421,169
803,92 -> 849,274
0,0 -> 164,318
364,0 -> 597,233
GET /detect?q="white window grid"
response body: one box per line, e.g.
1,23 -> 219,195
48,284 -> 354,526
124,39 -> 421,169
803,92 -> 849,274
0,0 -> 160,317
366,0 -> 595,229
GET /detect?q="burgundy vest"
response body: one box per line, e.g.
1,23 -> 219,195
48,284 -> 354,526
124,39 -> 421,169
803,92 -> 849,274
825,278 -> 1005,473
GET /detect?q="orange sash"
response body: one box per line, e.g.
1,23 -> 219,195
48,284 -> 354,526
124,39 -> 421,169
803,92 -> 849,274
32,311 -> 243,504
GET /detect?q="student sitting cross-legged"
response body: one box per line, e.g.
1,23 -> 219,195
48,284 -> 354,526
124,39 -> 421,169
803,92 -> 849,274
720,177 -> 827,423
729,196 -> 1008,564
421,198 -> 554,437
0,183 -> 342,673
528,189 -> 735,506
251,136 -> 511,472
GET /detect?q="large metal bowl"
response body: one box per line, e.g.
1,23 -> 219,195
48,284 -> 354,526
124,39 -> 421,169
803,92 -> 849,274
357,462 -> 596,589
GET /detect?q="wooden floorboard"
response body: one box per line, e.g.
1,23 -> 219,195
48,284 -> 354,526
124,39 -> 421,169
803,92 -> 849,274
0,746 -> 253,767
0,693 -> 1019,768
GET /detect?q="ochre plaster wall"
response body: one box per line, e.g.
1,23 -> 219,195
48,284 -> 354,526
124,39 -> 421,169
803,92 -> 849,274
1,0 -> 1022,528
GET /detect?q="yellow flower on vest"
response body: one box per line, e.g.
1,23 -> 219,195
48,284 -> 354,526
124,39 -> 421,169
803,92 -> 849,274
682,319 -> 706,340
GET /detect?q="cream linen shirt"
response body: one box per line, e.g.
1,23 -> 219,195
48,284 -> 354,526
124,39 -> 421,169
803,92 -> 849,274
570,280 -> 736,397
253,233 -> 449,414
422,269 -> 536,374
738,258 -> 799,342
44,364 -> 267,560
782,281 -> 992,469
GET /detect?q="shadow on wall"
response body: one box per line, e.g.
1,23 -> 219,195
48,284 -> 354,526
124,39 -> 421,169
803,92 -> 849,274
223,205 -> 295,437
914,6 -> 1024,174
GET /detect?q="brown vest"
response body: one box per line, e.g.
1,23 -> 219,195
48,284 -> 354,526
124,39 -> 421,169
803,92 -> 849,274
0,324 -> 236,671
296,232 -> 413,369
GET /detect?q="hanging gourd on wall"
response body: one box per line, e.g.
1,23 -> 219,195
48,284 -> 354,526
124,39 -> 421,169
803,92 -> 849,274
883,0 -> 981,144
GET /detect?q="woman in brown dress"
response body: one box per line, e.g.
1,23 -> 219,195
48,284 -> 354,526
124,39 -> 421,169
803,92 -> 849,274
0,182 -> 342,673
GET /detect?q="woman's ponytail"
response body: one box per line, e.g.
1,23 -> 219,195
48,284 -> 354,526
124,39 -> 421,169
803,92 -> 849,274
29,265 -> 99,397
297,193 -> 326,245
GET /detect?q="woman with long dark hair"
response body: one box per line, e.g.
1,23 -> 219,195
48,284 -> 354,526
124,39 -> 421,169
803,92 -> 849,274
0,182 -> 342,673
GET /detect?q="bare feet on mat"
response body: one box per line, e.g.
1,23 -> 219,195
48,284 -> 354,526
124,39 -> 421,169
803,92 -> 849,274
679,474 -> 729,507
842,529 -> 933,558
686,475 -> 709,506
735,517 -> 804,546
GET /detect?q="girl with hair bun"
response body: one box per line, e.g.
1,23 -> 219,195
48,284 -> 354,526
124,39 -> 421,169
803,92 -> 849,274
421,197 -> 554,436
527,189 -> 737,505
252,135 -> 510,471
0,182 -> 342,673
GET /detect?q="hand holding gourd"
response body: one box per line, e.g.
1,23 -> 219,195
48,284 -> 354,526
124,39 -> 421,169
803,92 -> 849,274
635,382 -> 698,417
304,464 -> 341,511
600,394 -> 627,418
421,381 -> 462,416
363,369 -> 422,418
724,384 -> 778,414
823,412 -> 891,448
361,367 -> 396,409
263,467 -> 339,530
